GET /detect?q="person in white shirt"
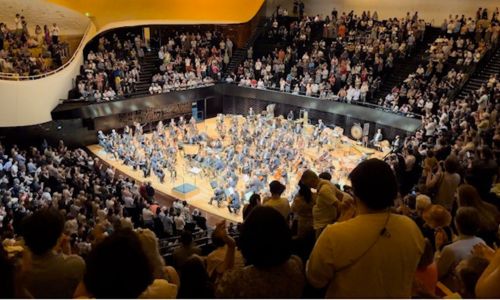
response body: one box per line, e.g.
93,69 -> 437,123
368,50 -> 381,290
158,47 -> 165,60
174,213 -> 185,232
10,161 -> 18,178
346,86 -> 356,102
352,87 -> 361,101
226,38 -> 233,57
424,118 -> 437,136
14,14 -> 22,31
51,23 -> 60,44
254,59 -> 262,74
142,206 -> 154,228
257,79 -> 265,89
103,88 -> 116,101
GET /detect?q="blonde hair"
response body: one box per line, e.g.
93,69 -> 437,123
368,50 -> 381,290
135,228 -> 165,279
416,194 -> 432,213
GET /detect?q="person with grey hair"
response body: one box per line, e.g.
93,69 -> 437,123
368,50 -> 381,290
300,169 -> 343,237
436,207 -> 486,291
136,228 -> 179,298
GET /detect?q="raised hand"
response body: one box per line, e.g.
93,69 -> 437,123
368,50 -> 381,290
472,243 -> 496,262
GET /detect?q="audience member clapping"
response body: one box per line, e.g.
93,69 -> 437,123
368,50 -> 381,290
74,33 -> 143,101
149,30 -> 230,94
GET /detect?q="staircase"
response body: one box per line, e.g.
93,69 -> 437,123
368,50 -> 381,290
455,47 -> 500,100
225,23 -> 269,75
132,50 -> 158,97
370,27 -> 441,103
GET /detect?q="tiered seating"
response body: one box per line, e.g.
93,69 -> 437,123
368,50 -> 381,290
149,30 -> 231,94
231,10 -> 426,102
0,15 -> 68,77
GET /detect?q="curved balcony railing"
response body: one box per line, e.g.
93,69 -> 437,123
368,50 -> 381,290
0,22 -> 92,81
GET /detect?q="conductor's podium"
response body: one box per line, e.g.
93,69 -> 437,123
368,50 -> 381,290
171,183 -> 199,199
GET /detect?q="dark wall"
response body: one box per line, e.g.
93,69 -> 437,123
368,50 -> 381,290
2,84 -> 420,148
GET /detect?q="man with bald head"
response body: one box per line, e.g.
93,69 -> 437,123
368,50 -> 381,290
301,169 -> 344,237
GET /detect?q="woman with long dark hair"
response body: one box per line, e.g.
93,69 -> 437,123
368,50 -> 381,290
457,184 -> 500,246
291,182 -> 315,239
242,193 -> 261,221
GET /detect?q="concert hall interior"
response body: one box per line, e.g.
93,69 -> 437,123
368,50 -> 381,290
0,0 -> 499,299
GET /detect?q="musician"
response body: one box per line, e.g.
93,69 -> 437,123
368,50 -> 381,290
213,156 -> 224,171
371,128 -> 383,147
189,116 -> 197,128
209,185 -> 226,207
179,116 -> 186,127
155,166 -> 165,183
318,119 -> 326,132
392,135 -> 402,152
248,107 -> 254,118
98,130 -> 109,150
134,122 -> 143,136
111,129 -> 118,141
313,126 -> 320,140
231,115 -> 239,128
318,131 -> 328,151
281,168 -> 289,184
294,122 -> 302,134
140,158 -> 151,178
227,191 -> 241,214
242,160 -> 252,175
156,121 -> 164,133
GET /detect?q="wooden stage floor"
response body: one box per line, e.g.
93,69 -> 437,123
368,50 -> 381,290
88,116 -> 388,223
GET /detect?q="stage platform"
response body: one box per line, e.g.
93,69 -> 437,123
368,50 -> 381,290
88,116 -> 389,223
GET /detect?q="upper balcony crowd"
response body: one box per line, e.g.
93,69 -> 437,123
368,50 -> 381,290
0,13 -> 68,77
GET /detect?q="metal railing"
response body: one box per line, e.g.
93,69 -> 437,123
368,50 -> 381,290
0,22 -> 93,81
230,82 -> 424,118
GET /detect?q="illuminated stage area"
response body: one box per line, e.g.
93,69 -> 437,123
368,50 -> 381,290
88,114 -> 389,222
